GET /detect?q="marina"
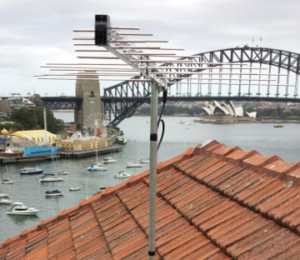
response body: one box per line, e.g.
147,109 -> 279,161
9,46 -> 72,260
0,145 -> 123,164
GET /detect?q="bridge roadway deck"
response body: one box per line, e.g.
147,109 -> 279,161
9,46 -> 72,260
39,96 -> 300,104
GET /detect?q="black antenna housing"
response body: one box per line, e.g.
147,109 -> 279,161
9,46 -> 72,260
95,15 -> 110,45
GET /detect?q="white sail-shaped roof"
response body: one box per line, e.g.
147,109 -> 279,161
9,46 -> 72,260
235,107 -> 244,117
221,102 -> 235,116
246,112 -> 257,118
213,101 -> 230,115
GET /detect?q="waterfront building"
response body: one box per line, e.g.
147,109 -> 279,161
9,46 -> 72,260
199,100 -> 257,124
202,100 -> 252,117
0,98 -> 35,116
1,140 -> 300,258
55,133 -> 108,152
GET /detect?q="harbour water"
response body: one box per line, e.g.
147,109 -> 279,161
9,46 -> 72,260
0,113 -> 299,243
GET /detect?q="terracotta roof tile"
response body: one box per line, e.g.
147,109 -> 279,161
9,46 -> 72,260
226,221 -> 281,258
225,149 -> 258,161
237,228 -> 300,260
201,140 -> 220,150
264,159 -> 294,173
287,166 -> 300,179
243,154 -> 280,167
1,139 -> 300,259
209,144 -> 239,156
201,163 -> 240,185
180,243 -> 225,260
268,193 -> 300,221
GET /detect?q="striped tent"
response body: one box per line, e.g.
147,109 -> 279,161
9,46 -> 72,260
12,130 -> 57,145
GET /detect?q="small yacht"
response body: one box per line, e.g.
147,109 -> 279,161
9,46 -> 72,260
114,170 -> 131,179
20,167 -> 43,175
139,158 -> 150,163
1,179 -> 14,184
0,193 -> 13,204
103,157 -> 117,164
39,173 -> 63,182
126,162 -> 143,168
69,186 -> 80,191
58,171 -> 68,175
45,189 -> 63,197
87,164 -> 107,171
6,202 -> 39,215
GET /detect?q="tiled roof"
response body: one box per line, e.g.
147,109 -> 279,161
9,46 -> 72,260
1,140 -> 300,259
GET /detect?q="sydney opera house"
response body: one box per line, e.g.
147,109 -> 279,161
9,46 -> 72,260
198,101 -> 257,124
202,101 -> 256,118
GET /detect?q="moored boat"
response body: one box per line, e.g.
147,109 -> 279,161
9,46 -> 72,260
1,179 -> 14,184
139,158 -> 150,163
39,173 -> 63,182
87,164 -> 107,171
103,157 -> 117,164
45,189 -> 63,196
69,186 -> 80,191
0,193 -> 13,204
6,202 -> 39,215
20,167 -> 43,175
58,171 -> 68,175
114,170 -> 131,179
126,162 -> 143,168
116,137 -> 127,145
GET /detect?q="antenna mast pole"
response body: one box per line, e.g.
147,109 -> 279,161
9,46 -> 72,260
94,15 -> 160,259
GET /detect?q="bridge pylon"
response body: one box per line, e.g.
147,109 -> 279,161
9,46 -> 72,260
75,74 -> 102,131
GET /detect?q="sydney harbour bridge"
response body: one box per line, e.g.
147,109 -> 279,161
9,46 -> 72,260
39,46 -> 300,127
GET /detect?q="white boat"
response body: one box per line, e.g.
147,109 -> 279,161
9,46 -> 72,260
139,158 -> 150,163
20,167 -> 43,175
45,189 -> 63,197
87,164 -> 107,171
103,157 -> 117,164
6,202 -> 39,215
117,136 -> 127,145
126,141 -> 142,168
69,186 -> 80,191
39,173 -> 63,182
114,170 -> 131,179
58,171 -> 68,175
88,141 -> 109,169
0,193 -> 13,204
126,162 -> 143,168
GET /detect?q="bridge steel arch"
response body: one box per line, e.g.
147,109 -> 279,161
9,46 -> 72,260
103,47 -> 300,126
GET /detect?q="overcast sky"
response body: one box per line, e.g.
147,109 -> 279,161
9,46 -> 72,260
0,0 -> 299,97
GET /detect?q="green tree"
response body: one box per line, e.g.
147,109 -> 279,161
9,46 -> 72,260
11,107 -> 37,129
10,107 -> 65,133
